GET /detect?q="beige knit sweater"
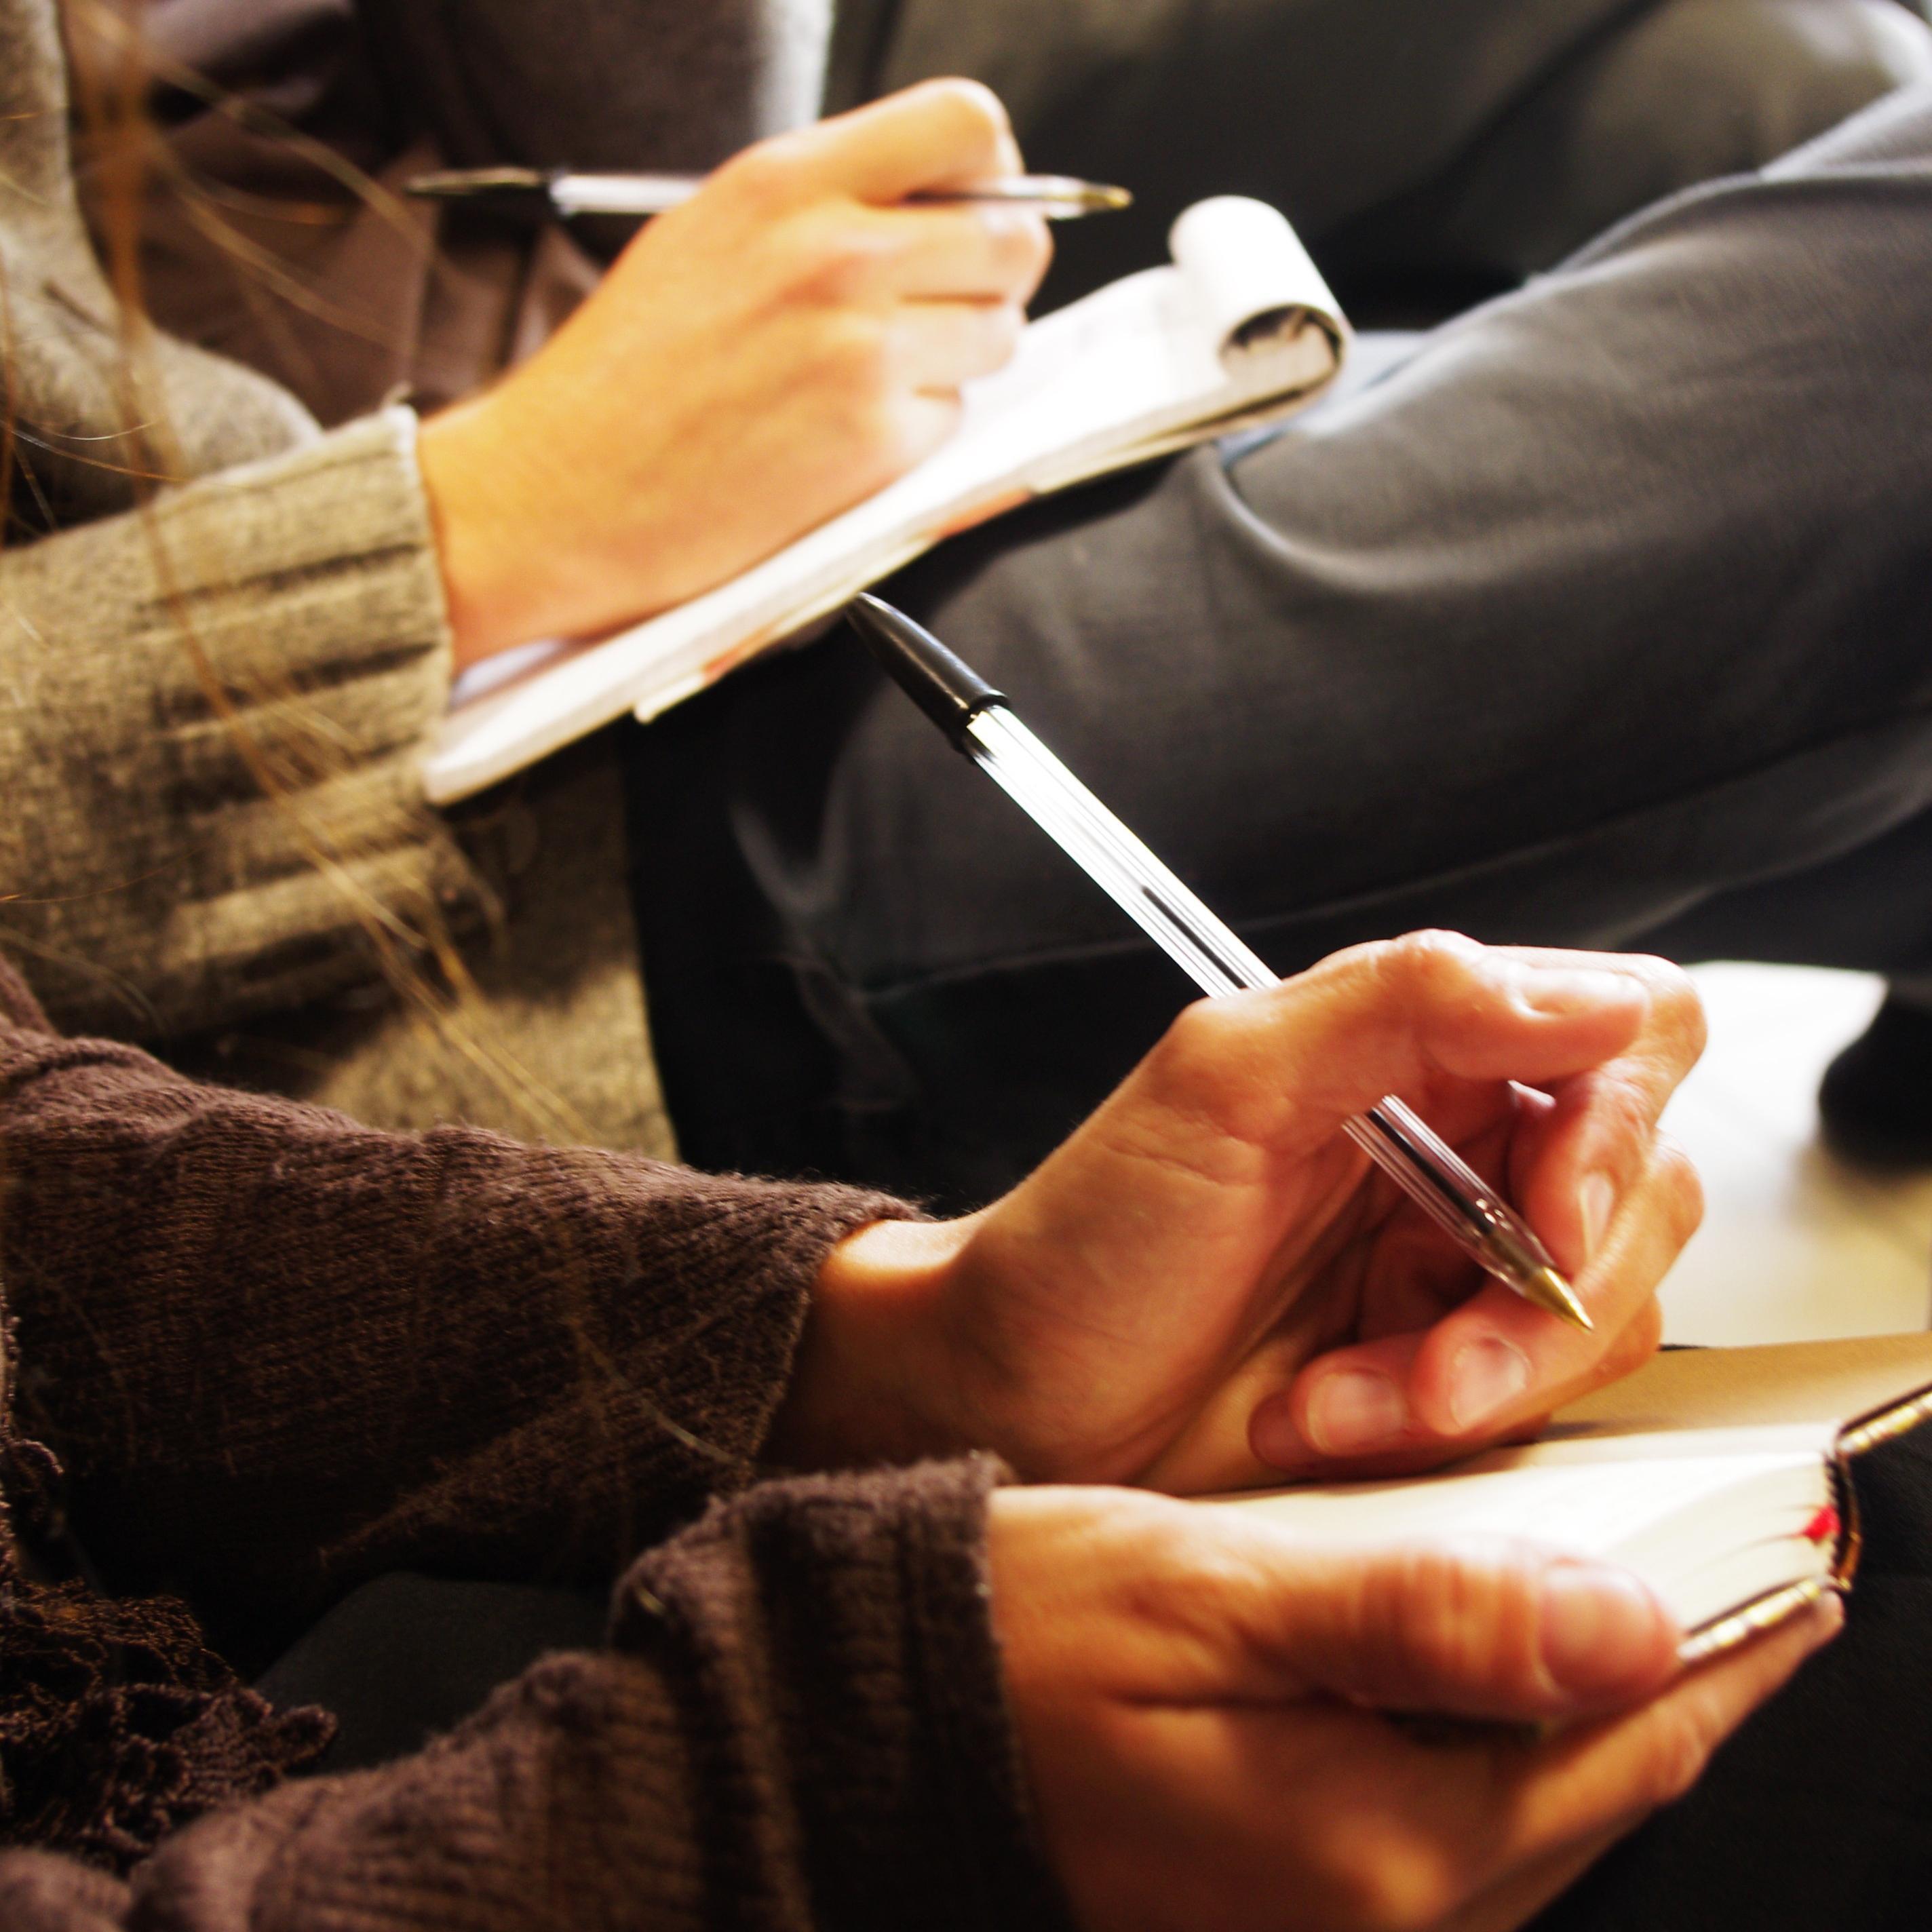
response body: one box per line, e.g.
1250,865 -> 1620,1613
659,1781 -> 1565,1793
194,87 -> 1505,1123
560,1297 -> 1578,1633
0,0 -> 829,1154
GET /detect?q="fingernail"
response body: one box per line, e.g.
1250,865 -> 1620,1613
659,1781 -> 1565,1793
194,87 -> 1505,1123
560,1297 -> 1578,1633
1448,1336 -> 1531,1431
1250,1399 -> 1307,1469
1305,1370 -> 1408,1455
1517,967 -> 1642,1016
1541,1564 -> 1670,1695
1580,1171 -> 1616,1261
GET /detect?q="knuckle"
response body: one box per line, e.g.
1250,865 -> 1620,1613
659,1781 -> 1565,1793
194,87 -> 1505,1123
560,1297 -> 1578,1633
1370,1848 -> 1463,1931
1682,992 -> 1712,1066
1421,1552 -> 1498,1689
868,393 -> 959,483
902,388 -> 961,452
1366,1548 -> 1467,1695
821,311 -> 895,395
1368,1549 -> 1448,1690
849,402 -> 910,484
978,300 -> 1025,367
1631,954 -> 1708,1062
1084,1497 -> 1236,1636
1591,1070 -> 1654,1145
718,140 -> 800,214
1160,994 -> 1236,1059
921,75 -> 1013,149
1379,929 -> 1486,1010
1603,1296 -> 1666,1380
1139,1524 -> 1249,1634
994,212 -> 1054,284
797,223 -> 896,305
1311,1823 -> 1462,1932
1115,1494 -> 1202,1574
1372,1543 -> 1541,1703
1147,998 -> 1270,1133
1654,1136 -> 1705,1245
1643,1703 -> 1718,1805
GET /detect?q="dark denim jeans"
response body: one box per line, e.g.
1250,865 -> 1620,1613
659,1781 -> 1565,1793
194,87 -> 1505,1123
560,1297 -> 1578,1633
630,88 -> 1932,1210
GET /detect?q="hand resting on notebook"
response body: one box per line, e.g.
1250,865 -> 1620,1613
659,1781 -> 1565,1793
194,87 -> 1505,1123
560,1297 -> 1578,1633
986,1482 -> 1837,1932
417,79 -> 1050,668
769,929 -> 1706,1493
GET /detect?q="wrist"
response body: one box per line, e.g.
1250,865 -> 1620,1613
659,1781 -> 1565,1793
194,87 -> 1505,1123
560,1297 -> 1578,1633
417,392 -> 572,670
762,1216 -> 978,1469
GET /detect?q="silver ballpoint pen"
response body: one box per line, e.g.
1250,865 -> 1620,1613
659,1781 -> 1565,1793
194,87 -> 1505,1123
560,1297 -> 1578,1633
845,593 -> 1592,1331
405,166 -> 1132,220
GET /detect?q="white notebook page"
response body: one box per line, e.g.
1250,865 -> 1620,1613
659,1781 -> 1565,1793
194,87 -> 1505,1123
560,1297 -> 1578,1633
427,197 -> 1345,802
1211,1423 -> 1840,1636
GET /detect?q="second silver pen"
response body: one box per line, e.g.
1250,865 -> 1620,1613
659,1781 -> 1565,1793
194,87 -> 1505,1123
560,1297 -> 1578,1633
845,593 -> 1591,1332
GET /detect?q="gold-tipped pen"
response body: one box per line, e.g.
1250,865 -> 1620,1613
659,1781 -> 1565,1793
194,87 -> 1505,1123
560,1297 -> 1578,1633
1526,1264 -> 1595,1333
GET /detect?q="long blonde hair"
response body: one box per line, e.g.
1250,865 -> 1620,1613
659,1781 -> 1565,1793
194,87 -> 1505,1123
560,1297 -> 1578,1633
10,0 -> 589,1144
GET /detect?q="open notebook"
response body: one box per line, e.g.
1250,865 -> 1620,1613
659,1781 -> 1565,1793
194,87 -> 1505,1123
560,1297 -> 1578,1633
1210,1334 -> 1932,1665
426,195 -> 1349,802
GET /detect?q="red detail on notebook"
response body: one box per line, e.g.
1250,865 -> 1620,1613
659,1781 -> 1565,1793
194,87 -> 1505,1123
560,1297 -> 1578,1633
1802,1505 -> 1840,1546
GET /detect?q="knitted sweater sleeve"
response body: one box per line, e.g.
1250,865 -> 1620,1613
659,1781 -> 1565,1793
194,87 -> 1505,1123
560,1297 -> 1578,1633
0,957 -> 915,1658
1,0 -> 482,1041
0,408 -> 476,1040
0,1458 -> 1081,1932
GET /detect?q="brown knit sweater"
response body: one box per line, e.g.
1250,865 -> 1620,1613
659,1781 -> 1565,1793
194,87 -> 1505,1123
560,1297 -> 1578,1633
0,955 -> 1075,1930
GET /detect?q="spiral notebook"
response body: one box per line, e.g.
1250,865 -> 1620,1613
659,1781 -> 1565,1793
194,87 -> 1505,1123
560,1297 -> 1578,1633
425,195 -> 1350,802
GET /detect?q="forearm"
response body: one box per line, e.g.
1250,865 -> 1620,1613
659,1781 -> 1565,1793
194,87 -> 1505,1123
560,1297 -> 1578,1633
0,1461 -> 1073,1932
0,959 -> 911,1650
0,410 -> 469,1039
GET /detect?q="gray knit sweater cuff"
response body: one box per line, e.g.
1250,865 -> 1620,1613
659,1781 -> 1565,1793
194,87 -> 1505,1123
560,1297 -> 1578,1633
1,408 -> 472,1036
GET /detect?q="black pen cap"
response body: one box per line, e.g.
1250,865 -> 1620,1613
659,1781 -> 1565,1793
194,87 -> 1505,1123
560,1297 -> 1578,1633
845,594 -> 1007,750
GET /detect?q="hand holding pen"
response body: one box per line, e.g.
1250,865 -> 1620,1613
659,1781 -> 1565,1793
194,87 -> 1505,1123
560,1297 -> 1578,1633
847,594 -> 1591,1329
417,81 -> 1056,670
835,596 -> 1708,1481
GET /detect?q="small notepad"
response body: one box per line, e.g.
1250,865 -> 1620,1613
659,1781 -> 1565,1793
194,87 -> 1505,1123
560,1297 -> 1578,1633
427,196 -> 1349,803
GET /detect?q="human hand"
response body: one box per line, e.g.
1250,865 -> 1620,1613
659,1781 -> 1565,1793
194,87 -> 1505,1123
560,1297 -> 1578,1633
769,932 -> 1703,1492
989,1486 -> 1838,1932
417,81 -> 1050,665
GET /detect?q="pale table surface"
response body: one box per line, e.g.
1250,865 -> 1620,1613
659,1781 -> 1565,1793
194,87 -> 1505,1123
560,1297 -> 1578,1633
1660,963 -> 1932,1345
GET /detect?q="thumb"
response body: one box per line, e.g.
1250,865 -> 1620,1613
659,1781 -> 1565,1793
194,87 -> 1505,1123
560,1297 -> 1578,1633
1209,1519 -> 1681,1722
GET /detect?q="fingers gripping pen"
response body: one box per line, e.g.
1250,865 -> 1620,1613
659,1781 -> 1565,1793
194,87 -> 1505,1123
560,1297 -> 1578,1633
845,592 -> 1591,1330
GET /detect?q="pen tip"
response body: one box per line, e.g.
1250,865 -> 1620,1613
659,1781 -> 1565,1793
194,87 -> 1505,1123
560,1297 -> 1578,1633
1530,1267 -> 1594,1332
